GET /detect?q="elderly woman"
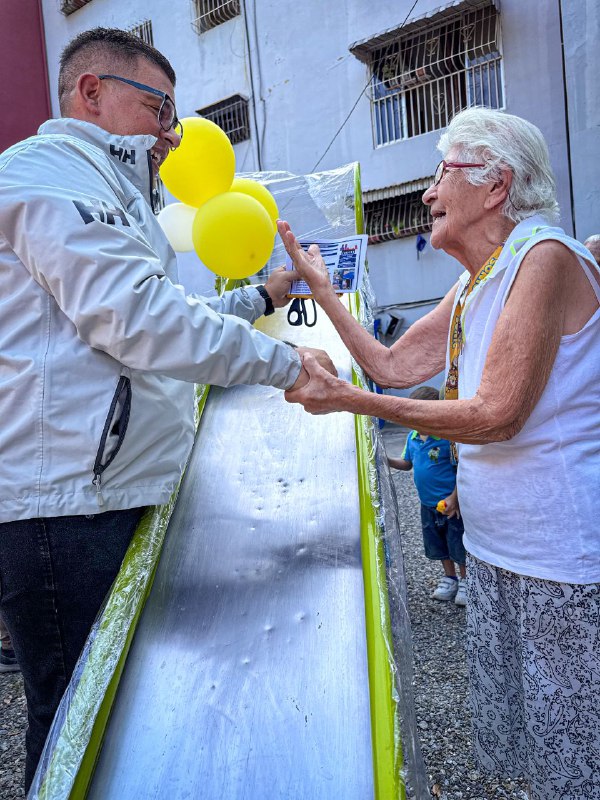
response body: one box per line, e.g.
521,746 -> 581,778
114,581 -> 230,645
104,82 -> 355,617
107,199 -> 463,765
278,108 -> 600,800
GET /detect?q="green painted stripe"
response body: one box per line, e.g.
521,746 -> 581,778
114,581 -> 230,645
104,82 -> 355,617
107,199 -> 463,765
352,161 -> 404,800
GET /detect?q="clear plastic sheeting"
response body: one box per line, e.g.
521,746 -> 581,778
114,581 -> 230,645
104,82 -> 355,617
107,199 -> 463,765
29,383 -> 211,800
28,163 -> 428,800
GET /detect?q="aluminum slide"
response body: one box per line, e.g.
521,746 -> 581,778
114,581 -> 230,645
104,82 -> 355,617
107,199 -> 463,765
85,309 -> 375,799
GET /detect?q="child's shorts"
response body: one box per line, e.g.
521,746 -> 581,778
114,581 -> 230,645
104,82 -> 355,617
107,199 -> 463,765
420,504 -> 466,565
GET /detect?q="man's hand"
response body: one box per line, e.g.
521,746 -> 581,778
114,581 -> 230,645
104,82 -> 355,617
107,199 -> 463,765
263,266 -> 299,308
296,346 -> 337,376
287,347 -> 338,393
285,352 -> 347,413
277,220 -> 335,302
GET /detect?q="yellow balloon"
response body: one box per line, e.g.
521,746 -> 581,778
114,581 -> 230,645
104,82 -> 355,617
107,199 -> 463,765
192,192 -> 275,280
230,178 -> 279,232
160,117 -> 235,208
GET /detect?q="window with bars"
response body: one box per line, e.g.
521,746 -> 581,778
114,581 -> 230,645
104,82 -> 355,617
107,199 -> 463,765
152,179 -> 166,214
364,180 -> 433,244
191,0 -> 240,34
196,95 -> 250,145
358,3 -> 503,146
60,0 -> 93,15
129,20 -> 154,46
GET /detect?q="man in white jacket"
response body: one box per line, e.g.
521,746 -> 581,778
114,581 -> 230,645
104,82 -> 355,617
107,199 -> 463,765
0,27 -> 332,790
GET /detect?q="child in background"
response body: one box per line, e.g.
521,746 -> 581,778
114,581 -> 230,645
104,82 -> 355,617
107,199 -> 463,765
388,386 -> 467,606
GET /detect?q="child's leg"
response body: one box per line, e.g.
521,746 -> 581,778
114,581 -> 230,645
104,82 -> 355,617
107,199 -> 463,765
420,505 -> 459,600
441,558 -> 457,577
446,514 -> 466,573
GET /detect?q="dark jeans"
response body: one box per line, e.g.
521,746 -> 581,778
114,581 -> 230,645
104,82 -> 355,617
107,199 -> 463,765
420,503 -> 466,565
0,508 -> 145,792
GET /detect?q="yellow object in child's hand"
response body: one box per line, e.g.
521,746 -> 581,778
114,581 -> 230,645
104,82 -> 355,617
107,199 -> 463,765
436,500 -> 447,513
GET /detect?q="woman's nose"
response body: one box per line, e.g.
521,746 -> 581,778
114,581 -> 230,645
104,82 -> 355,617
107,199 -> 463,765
422,183 -> 436,206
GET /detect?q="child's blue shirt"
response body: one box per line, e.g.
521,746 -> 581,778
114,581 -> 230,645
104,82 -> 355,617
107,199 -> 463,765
401,431 -> 457,507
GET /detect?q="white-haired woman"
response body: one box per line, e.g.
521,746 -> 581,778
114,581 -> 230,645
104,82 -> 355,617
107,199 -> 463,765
278,108 -> 600,800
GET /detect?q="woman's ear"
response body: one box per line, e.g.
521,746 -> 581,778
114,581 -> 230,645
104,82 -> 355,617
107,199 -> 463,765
484,168 -> 512,212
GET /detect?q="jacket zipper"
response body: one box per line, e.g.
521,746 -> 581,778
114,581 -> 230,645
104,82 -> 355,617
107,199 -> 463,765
147,151 -> 157,214
92,375 -> 132,508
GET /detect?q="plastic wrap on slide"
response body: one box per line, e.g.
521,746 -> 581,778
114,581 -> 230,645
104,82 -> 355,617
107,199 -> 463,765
29,162 -> 427,800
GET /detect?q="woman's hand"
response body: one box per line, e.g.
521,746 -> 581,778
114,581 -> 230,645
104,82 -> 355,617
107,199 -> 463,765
277,220 -> 335,303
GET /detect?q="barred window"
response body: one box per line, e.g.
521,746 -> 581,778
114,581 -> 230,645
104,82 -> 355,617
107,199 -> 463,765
364,179 -> 433,244
191,0 -> 240,34
129,20 -> 154,46
60,0 -> 93,15
351,2 -> 503,146
153,179 -> 166,214
196,95 -> 250,145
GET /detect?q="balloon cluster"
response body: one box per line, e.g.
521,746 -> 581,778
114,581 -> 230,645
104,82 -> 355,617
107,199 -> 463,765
157,117 -> 279,280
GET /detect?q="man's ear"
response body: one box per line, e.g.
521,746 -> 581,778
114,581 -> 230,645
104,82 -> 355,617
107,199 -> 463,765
484,168 -> 512,212
76,73 -> 103,117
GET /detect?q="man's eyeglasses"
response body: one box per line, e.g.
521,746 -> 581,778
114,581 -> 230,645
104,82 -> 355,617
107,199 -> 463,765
434,160 -> 486,185
98,74 -> 183,139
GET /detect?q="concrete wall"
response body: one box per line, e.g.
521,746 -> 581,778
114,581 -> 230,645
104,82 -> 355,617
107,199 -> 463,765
40,0 -> 589,309
560,0 -> 600,242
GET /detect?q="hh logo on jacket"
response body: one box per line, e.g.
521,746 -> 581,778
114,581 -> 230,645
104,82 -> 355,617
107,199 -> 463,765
73,199 -> 130,227
109,145 -> 136,164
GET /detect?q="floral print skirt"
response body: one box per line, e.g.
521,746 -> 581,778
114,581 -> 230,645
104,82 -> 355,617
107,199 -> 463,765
465,554 -> 600,800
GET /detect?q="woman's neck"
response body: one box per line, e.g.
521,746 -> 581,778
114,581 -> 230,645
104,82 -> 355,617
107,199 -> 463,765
450,218 -> 517,276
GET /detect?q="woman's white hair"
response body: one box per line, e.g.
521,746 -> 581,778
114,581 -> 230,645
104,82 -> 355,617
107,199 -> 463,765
438,107 -> 559,224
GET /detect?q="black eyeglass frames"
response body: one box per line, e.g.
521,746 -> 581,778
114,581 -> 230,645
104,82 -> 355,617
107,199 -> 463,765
98,74 -> 183,138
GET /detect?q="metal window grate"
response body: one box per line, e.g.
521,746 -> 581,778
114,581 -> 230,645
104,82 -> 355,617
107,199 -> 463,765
129,20 -> 154,46
153,179 -> 166,214
365,3 -> 503,146
364,180 -> 434,243
196,95 -> 250,145
191,0 -> 241,34
60,0 -> 93,15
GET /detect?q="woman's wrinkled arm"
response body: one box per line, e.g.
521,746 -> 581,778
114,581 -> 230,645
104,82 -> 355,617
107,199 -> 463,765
277,220 -> 455,387
286,242 -> 569,444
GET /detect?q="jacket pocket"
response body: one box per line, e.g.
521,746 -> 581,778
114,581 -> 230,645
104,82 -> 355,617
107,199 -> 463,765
92,374 -> 132,507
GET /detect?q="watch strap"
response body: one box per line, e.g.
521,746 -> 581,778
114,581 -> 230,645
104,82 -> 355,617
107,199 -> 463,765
256,284 -> 275,316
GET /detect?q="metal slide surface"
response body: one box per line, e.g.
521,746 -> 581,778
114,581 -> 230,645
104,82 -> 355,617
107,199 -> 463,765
86,309 -> 374,799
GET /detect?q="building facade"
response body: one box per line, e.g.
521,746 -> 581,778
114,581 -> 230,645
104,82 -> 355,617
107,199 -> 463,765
27,0 -> 600,335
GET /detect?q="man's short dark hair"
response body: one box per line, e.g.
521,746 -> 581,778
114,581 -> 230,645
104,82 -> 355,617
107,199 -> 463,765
409,386 -> 440,401
58,27 -> 176,114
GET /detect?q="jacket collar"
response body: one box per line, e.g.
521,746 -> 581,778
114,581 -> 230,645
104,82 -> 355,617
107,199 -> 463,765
38,118 -> 158,206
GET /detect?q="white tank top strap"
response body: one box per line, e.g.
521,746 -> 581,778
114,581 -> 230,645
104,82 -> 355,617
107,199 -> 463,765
576,254 -> 600,302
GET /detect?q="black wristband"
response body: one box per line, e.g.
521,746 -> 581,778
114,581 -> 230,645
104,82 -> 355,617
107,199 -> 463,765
256,284 -> 275,316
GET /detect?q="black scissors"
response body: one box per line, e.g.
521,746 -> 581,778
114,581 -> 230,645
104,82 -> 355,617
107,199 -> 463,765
287,297 -> 317,327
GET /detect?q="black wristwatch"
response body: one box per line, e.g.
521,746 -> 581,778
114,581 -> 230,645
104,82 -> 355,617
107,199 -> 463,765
256,285 -> 275,316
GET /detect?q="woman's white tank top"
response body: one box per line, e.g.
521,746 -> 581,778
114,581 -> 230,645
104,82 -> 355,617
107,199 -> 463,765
454,216 -> 600,583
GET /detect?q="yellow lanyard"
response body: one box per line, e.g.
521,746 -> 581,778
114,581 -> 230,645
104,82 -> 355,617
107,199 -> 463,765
444,245 -> 502,463
444,245 -> 503,401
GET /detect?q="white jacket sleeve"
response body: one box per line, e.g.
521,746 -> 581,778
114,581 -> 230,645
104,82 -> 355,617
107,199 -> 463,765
201,285 -> 267,323
0,140 -> 301,390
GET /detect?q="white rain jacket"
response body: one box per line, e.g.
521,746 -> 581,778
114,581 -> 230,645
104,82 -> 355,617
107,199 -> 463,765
0,118 -> 301,521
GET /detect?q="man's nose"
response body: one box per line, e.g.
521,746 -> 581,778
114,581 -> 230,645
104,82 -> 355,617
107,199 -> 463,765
161,126 -> 181,150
